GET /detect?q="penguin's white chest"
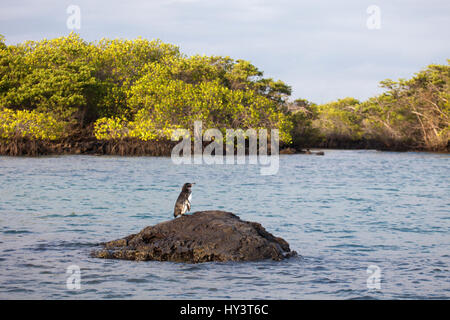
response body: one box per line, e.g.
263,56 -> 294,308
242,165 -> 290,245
180,193 -> 192,215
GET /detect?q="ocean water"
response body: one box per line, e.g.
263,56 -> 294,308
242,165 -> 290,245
0,150 -> 449,299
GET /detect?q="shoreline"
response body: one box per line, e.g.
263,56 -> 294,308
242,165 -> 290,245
1,138 -> 447,157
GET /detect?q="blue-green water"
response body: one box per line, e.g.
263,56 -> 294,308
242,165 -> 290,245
0,150 -> 449,299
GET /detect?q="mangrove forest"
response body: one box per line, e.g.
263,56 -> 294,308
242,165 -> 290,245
0,33 -> 448,155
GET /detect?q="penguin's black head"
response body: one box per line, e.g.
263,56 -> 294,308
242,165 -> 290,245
182,183 -> 195,191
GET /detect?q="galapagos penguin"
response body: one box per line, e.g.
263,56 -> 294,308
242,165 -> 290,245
174,183 -> 195,218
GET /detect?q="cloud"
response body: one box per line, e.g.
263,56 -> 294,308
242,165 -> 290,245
0,0 -> 449,102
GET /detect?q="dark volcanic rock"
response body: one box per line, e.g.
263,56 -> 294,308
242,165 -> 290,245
91,211 -> 297,263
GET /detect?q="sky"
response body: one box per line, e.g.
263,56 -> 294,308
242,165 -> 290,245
0,0 -> 449,103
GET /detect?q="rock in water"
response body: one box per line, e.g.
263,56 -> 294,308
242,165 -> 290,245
91,211 -> 297,263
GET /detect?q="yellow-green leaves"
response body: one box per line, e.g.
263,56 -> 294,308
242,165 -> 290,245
120,61 -> 293,142
1,33 -> 294,144
0,108 -> 68,140
93,115 -> 183,141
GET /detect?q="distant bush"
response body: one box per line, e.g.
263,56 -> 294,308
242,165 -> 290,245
290,63 -> 450,151
359,63 -> 450,150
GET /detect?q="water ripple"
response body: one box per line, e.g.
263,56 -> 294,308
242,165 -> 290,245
0,151 -> 448,299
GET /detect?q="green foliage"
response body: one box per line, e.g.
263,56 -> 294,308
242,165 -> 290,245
91,37 -> 180,119
0,34 -> 6,50
0,33 -> 98,123
290,99 -> 321,148
360,62 -> 450,149
0,107 -> 68,140
123,59 -> 292,142
1,33 -> 447,151
93,117 -> 130,140
0,34 -> 293,143
312,97 -> 363,141
93,115 -> 180,141
290,62 -> 450,150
